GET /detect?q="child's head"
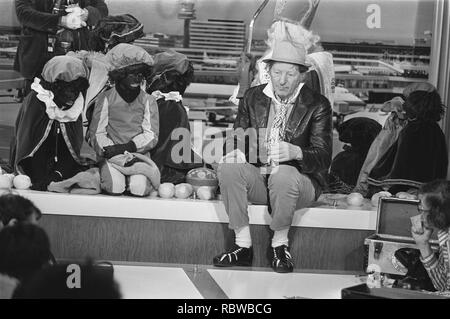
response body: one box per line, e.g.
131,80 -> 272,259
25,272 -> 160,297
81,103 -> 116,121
14,260 -> 121,299
146,50 -> 194,95
418,179 -> 450,230
0,193 -> 42,228
0,223 -> 52,281
403,90 -> 445,122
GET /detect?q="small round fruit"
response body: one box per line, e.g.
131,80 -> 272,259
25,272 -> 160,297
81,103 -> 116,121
158,183 -> 175,199
13,175 -> 32,190
346,192 -> 364,206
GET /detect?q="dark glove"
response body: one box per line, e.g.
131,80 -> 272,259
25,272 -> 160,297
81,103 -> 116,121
103,141 -> 137,159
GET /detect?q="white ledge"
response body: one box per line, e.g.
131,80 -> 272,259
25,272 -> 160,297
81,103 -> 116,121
4,190 -> 377,231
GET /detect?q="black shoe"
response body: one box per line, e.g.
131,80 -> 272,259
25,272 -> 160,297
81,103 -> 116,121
213,244 -> 253,267
271,245 -> 294,273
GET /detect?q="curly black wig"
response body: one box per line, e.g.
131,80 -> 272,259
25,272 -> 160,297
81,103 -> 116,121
108,63 -> 153,84
404,90 -> 446,122
146,62 -> 194,95
40,77 -> 90,96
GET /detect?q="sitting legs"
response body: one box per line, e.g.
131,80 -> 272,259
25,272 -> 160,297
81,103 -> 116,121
213,163 -> 315,273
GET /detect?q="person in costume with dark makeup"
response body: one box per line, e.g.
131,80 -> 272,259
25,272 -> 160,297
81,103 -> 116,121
146,50 -> 203,184
88,44 -> 160,196
13,56 -> 90,191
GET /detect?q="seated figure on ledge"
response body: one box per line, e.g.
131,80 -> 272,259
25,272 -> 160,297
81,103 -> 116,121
88,44 -> 160,197
367,86 -> 448,195
146,50 -> 203,184
13,56 -> 90,191
213,40 -> 332,273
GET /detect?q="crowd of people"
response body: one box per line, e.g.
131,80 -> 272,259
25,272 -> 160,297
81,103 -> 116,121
0,0 -> 449,297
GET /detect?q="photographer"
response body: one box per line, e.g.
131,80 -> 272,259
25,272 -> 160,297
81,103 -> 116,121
14,0 -> 108,94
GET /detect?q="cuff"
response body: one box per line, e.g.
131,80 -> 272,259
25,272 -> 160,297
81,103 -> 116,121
126,140 -> 137,153
420,253 -> 438,269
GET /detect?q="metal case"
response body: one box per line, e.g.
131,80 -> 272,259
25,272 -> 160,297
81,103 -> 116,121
364,197 -> 438,275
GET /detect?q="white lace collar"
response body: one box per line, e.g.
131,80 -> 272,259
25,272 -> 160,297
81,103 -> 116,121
31,78 -> 84,123
151,90 -> 182,102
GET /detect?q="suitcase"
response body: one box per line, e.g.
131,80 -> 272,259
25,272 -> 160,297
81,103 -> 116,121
364,197 -> 438,275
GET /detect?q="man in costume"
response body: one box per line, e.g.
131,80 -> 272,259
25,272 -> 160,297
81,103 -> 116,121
213,40 -> 332,273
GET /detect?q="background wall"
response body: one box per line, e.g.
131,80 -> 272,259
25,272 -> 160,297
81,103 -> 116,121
0,0 -> 434,45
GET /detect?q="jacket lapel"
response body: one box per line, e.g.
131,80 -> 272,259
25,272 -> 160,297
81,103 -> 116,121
285,85 -> 311,141
254,90 -> 271,129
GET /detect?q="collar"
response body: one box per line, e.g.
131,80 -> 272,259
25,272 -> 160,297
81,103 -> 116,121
31,78 -> 84,123
263,80 -> 304,105
151,90 -> 182,102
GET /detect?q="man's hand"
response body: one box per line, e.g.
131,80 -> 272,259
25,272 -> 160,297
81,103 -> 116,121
80,8 -> 89,22
411,226 -> 433,247
268,142 -> 302,163
60,12 -> 86,30
60,6 -> 87,29
103,141 -> 137,159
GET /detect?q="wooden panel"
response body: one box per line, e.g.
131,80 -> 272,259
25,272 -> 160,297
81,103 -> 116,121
40,214 -> 372,271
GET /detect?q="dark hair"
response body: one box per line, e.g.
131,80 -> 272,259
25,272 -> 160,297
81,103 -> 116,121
404,91 -> 446,122
146,62 -> 194,95
0,193 -> 42,226
265,61 -> 309,74
14,260 -> 121,299
108,63 -> 153,83
419,179 -> 450,229
0,223 -> 52,281
40,77 -> 89,95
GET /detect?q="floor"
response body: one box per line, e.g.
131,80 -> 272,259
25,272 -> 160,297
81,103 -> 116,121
111,262 -> 365,299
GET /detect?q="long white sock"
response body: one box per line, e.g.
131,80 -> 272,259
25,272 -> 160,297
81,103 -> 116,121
271,228 -> 289,248
234,225 -> 252,248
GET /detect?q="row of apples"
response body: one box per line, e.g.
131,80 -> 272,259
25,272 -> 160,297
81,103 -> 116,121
0,171 -> 32,190
346,190 -> 417,207
0,167 -> 220,200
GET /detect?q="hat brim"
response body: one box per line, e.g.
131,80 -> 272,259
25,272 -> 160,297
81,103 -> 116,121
262,57 -> 311,68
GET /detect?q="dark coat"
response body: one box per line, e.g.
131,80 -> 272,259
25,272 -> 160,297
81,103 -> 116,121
368,120 -> 448,190
14,0 -> 108,79
14,92 -> 84,177
226,84 -> 333,198
150,99 -> 202,184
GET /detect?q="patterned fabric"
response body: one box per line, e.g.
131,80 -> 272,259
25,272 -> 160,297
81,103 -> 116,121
267,102 -> 289,147
420,228 -> 450,291
263,81 -> 303,148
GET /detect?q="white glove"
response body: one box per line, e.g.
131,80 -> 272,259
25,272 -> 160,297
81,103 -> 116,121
67,5 -> 89,22
61,6 -> 87,30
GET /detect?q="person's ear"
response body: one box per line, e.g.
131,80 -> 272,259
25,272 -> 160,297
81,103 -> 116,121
7,219 -> 18,226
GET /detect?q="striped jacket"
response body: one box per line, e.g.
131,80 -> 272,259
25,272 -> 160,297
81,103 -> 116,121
420,228 -> 450,291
